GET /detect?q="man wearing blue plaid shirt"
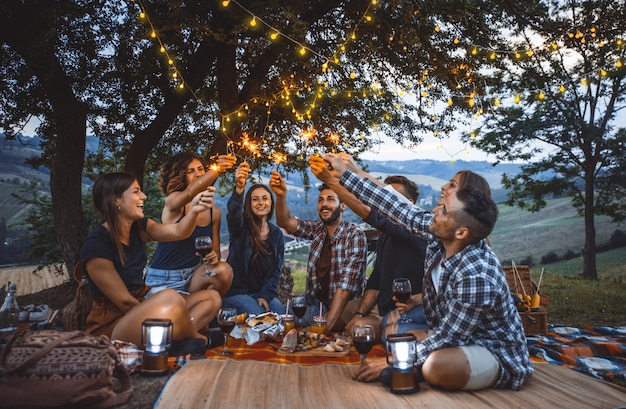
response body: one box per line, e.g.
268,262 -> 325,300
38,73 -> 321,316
317,153 -> 533,391
270,171 -> 367,332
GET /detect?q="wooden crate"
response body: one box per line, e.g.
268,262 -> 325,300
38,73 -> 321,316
502,265 -> 549,335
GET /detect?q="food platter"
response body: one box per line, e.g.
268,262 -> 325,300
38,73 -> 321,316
275,330 -> 352,357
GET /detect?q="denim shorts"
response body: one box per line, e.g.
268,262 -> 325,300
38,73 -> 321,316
381,304 -> 429,343
144,266 -> 196,297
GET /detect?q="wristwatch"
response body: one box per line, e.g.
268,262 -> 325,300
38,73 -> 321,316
354,312 -> 364,318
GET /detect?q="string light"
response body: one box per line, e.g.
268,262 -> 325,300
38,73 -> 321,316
134,0 -> 196,98
134,0 -> 625,162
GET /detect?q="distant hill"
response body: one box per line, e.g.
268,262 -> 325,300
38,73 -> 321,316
361,158 -> 521,189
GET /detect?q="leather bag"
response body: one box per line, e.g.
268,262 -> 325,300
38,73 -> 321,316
0,330 -> 133,409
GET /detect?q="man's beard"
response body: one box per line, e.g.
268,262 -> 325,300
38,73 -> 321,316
319,205 -> 342,225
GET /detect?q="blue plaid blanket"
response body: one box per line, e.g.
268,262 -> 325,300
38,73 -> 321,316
527,326 -> 626,386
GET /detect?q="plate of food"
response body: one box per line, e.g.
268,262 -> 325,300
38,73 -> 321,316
231,312 -> 283,344
276,330 -> 352,356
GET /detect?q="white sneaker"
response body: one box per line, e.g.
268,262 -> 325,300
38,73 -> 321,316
29,304 -> 52,322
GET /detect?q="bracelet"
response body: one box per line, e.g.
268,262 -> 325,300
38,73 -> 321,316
354,312 -> 364,318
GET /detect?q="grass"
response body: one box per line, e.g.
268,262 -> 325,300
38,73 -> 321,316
533,247 -> 626,328
285,247 -> 626,328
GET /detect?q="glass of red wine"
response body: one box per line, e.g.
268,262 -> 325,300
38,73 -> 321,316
291,296 -> 307,333
392,278 -> 412,320
217,307 -> 237,356
353,324 -> 375,363
195,236 -> 216,277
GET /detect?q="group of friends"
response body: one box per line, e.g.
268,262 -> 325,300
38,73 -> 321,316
80,150 -> 533,392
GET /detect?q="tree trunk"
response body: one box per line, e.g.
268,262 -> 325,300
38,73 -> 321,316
582,173 -> 598,279
49,103 -> 87,273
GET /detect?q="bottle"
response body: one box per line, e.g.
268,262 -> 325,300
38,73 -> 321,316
0,282 -> 20,329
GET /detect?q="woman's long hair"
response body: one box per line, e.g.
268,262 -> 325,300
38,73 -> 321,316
243,184 -> 275,258
92,172 -> 148,264
159,152 -> 205,195
457,170 -> 491,198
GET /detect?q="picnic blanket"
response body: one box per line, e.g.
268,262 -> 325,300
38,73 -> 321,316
203,337 -> 385,365
528,326 -> 626,386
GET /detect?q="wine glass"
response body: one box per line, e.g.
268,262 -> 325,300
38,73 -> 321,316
195,236 -> 216,277
353,324 -> 375,363
290,296 -> 307,333
217,307 -> 237,356
392,278 -> 412,320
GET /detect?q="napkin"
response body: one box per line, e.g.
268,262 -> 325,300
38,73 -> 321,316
230,324 -> 261,345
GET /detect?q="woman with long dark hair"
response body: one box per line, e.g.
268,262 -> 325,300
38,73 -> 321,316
221,162 -> 285,315
145,152 -> 235,298
81,172 -> 217,347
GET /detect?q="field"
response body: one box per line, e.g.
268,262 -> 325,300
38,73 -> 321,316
0,182 -> 32,225
489,197 -> 616,262
0,264 -> 69,296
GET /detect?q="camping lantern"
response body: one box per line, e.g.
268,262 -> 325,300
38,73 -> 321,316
141,318 -> 172,376
386,333 -> 420,394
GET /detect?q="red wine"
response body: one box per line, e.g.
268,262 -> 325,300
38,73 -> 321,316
196,245 -> 211,258
394,290 -> 411,304
353,336 -> 374,355
292,305 -> 306,319
219,320 -> 235,334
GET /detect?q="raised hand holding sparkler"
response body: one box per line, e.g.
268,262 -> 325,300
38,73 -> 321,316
208,154 -> 237,174
234,161 -> 252,194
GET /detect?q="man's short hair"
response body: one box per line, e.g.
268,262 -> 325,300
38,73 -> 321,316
456,188 -> 498,242
383,175 -> 419,202
318,183 -> 342,203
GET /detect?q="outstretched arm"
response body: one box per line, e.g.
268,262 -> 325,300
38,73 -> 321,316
269,171 -> 299,233
147,188 -> 214,241
164,154 -> 236,212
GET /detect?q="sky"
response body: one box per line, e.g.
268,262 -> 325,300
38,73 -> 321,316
360,132 -> 491,162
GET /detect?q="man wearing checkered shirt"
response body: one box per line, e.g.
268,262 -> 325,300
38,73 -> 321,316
318,153 -> 533,391
270,171 -> 367,333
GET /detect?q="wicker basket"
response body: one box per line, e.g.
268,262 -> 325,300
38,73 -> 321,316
502,265 -> 549,335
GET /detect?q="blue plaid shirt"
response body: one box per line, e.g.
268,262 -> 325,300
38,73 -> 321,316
294,219 -> 367,306
340,171 -> 533,390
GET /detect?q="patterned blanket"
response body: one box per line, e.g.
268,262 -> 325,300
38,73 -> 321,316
527,326 -> 626,386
